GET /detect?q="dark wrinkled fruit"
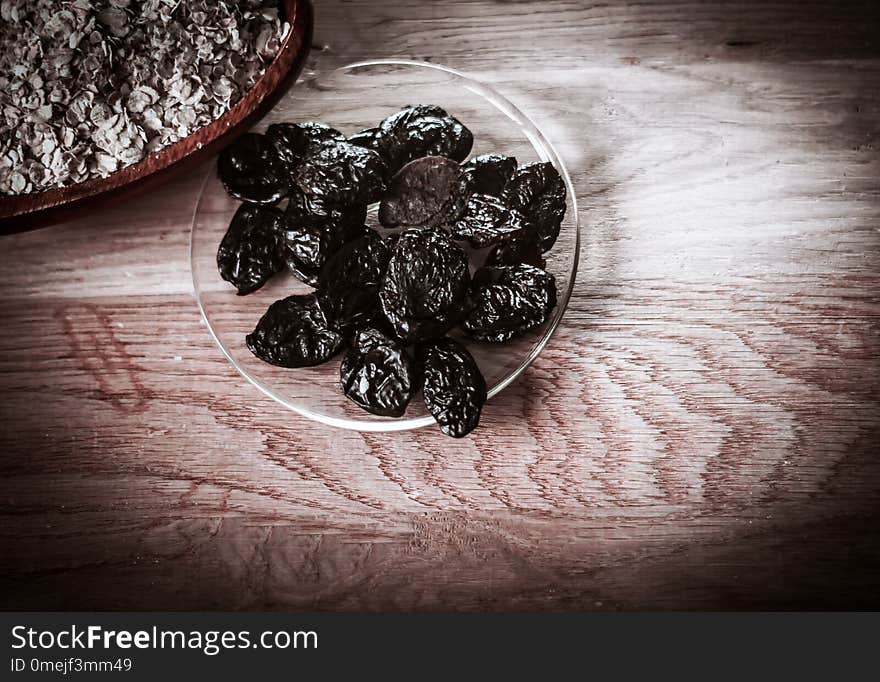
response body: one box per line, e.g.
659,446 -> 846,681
462,264 -> 557,342
318,230 -> 390,293
347,127 -> 382,151
317,231 -> 391,336
383,231 -> 401,252
218,133 -> 287,204
418,337 -> 487,438
217,203 -> 284,295
280,222 -> 330,286
295,141 -> 387,205
379,229 -> 471,344
317,287 -> 378,339
266,122 -> 345,168
485,232 -> 546,269
246,294 -> 344,367
281,192 -> 367,286
378,156 -> 471,229
340,328 -> 418,417
374,105 -> 473,174
448,193 -> 530,248
280,217 -> 366,288
461,154 -> 517,196
501,161 -> 566,251
286,187 -> 367,230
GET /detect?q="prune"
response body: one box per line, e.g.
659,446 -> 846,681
373,105 -> 473,174
378,156 -> 471,229
317,231 -> 391,336
246,294 -> 344,367
347,127 -> 382,151
340,328 -> 418,417
217,203 -> 284,295
281,192 -> 367,286
295,140 -> 387,205
379,229 -> 471,344
448,193 -> 530,248
501,161 -> 566,251
218,133 -> 287,204
280,219 -> 366,288
462,264 -> 557,342
485,232 -> 546,269
219,110 -> 567,436
383,232 -> 401,251
266,122 -> 345,168
318,230 -> 390,293
461,154 -> 517,196
418,337 -> 487,438
286,187 -> 367,230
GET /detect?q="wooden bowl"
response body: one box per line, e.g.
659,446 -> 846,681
0,0 -> 313,235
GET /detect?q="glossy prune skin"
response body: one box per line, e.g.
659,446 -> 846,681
501,161 -> 566,252
318,230 -> 390,293
460,154 -> 517,196
462,264 -> 557,342
378,156 -> 471,229
218,133 -> 287,204
286,188 -> 367,231
418,337 -> 487,438
266,121 -> 345,169
217,203 -> 284,295
340,328 -> 418,417
280,220 -> 366,287
317,231 -> 391,337
379,229 -> 471,344
295,141 -> 387,206
281,192 -> 367,286
485,232 -> 546,269
246,294 -> 344,368
347,127 -> 382,152
373,105 -> 473,174
448,193 -> 530,248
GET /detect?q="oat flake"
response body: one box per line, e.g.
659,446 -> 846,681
0,0 -> 289,195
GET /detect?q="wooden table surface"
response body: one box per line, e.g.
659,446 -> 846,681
2,0 -> 879,611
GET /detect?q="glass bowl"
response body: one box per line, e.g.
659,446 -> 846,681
190,60 -> 580,432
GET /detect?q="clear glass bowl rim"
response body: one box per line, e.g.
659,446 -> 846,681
189,59 -> 581,432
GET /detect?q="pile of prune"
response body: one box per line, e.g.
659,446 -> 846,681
216,106 -> 566,437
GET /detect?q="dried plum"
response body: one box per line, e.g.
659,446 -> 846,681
347,127 -> 382,151
218,133 -> 287,204
318,230 -> 390,293
218,109 -> 568,436
501,161 -> 566,251
317,231 -> 391,336
383,232 -> 401,252
266,122 -> 345,168
217,203 -> 284,295
448,193 -> 530,248
485,232 -> 546,269
378,156 -> 471,229
462,264 -> 557,342
379,229 -> 471,344
281,192 -> 367,286
246,294 -> 344,367
418,337 -> 487,438
286,188 -> 367,230
295,140 -> 387,205
461,154 -> 517,196
280,218 -> 366,287
340,328 -> 418,417
373,105 -> 473,174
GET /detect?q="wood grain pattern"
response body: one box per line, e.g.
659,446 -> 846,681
1,0 -> 879,610
0,0 -> 312,234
